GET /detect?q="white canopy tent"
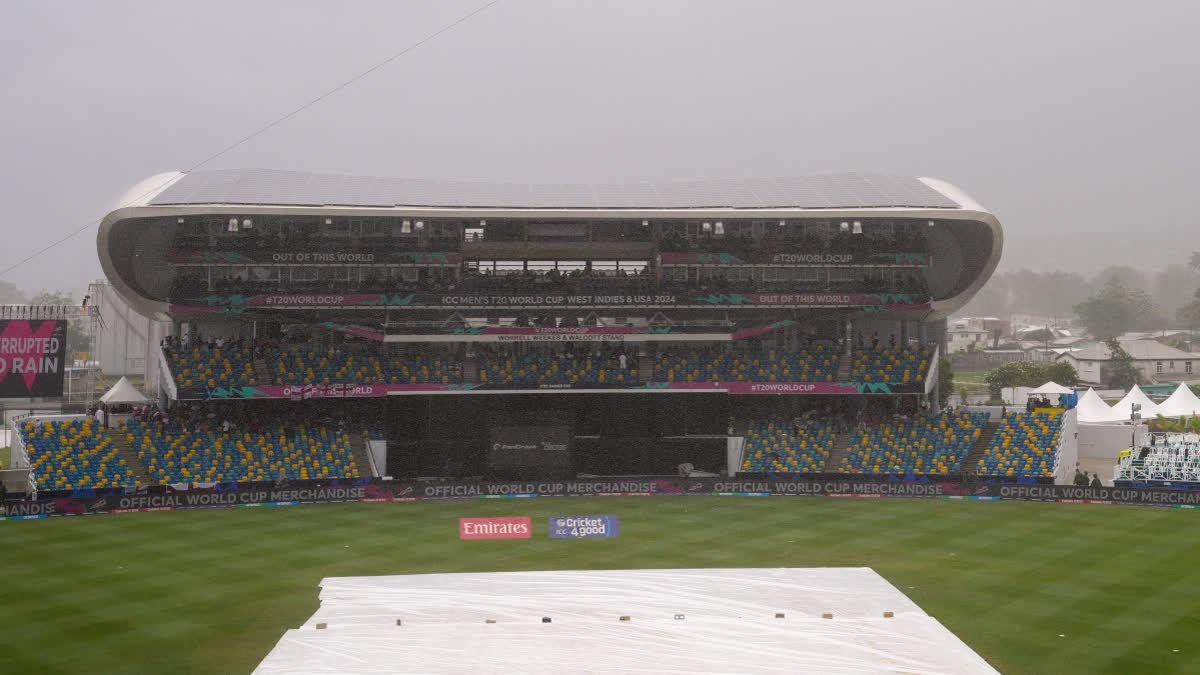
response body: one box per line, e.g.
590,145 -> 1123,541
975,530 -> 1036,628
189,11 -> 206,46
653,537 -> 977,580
1076,388 -> 1128,423
1029,381 -> 1074,395
1155,383 -> 1200,419
98,376 -> 150,405
1109,385 -> 1158,420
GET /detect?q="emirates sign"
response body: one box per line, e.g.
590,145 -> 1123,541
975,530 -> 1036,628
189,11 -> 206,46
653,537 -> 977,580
459,517 -> 532,539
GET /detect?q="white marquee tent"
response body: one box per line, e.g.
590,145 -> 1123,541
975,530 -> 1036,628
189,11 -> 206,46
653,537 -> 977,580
98,376 -> 150,405
1155,383 -> 1200,419
1075,388 -> 1128,423
1029,381 -> 1074,395
1109,385 -> 1158,420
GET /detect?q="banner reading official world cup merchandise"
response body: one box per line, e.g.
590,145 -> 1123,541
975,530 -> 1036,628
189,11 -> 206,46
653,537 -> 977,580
174,379 -> 920,400
0,320 -> 68,398
8,478 -> 1200,522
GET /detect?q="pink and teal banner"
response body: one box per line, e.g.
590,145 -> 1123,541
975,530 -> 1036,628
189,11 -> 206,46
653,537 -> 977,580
660,252 -> 746,265
192,383 -> 481,400
638,381 -> 905,394
692,292 -> 928,308
170,291 -> 931,313
178,379 -> 911,400
167,251 -> 460,265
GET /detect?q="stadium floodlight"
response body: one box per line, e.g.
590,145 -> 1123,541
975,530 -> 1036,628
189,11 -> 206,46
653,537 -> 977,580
642,219 -> 649,227
778,219 -> 786,227
702,222 -> 712,232
228,217 -> 239,232
325,217 -> 333,225
714,221 -> 724,235
840,221 -> 850,232
480,219 -> 487,226
242,218 -> 253,230
177,217 -> 185,224
415,220 -> 425,230
402,220 -> 411,234
852,221 -> 862,234
928,220 -> 935,227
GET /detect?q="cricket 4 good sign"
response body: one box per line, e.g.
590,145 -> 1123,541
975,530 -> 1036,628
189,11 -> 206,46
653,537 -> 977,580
459,516 -> 532,539
549,515 -> 620,539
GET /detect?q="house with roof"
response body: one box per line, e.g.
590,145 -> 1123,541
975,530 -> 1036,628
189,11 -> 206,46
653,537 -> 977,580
947,325 -> 991,353
1056,340 -> 1198,386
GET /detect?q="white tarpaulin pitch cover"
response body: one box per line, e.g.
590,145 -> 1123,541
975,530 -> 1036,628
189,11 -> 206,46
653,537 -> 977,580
253,568 -> 997,674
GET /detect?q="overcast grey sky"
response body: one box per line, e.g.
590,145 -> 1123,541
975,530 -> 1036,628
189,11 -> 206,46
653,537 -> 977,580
1,0 -> 1197,296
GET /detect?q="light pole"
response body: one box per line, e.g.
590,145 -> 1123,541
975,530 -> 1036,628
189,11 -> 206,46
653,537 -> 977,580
1130,402 -> 1142,451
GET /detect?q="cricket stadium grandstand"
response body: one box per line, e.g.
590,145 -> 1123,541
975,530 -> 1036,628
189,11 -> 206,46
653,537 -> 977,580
9,169 -> 1200,675
33,167 -> 1012,489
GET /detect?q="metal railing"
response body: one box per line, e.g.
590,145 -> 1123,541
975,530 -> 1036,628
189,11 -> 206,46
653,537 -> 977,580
8,413 -> 34,498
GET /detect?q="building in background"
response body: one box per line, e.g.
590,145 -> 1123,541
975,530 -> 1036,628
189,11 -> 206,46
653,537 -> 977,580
1057,340 -> 1197,386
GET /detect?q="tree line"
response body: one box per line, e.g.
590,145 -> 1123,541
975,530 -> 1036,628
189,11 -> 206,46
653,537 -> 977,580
960,254 -> 1200,340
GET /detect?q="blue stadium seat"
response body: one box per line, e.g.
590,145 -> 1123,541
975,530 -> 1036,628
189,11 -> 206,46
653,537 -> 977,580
839,410 -> 989,475
124,418 -> 360,484
976,411 -> 1062,478
22,418 -> 139,490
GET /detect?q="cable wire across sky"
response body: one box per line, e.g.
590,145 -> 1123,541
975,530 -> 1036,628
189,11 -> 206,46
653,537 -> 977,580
0,0 -> 500,282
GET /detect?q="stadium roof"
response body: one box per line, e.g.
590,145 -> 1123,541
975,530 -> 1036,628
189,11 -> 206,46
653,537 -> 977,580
143,168 -> 964,211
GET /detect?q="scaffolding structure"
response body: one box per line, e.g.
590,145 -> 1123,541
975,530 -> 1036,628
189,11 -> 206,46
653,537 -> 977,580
0,302 -> 104,408
1115,433 -> 1200,483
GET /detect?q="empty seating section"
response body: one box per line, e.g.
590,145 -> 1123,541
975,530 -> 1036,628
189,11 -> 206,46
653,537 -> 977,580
976,412 -> 1061,478
742,419 -> 836,473
169,347 -> 256,389
850,344 -> 932,385
480,354 -> 630,386
840,411 -> 989,475
654,346 -> 839,383
124,419 -> 360,483
270,348 -> 462,385
22,419 -> 138,489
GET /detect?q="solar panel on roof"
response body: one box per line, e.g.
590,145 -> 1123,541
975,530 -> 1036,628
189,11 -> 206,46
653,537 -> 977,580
147,168 -> 960,210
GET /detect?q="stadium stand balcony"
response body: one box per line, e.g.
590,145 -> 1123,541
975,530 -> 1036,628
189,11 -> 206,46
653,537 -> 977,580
657,225 -> 928,260
123,418 -> 360,484
22,419 -> 139,490
653,345 -> 840,383
741,419 -> 837,473
975,411 -> 1062,479
167,345 -> 258,390
849,342 -> 933,386
479,351 -> 632,387
839,410 -> 989,475
269,347 -> 463,385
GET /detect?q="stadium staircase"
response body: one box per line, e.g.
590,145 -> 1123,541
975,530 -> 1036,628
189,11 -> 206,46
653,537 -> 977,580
824,432 -> 855,471
834,357 -> 853,382
462,357 -> 478,383
253,358 -> 272,386
637,353 -> 653,382
106,428 -> 152,486
962,419 -> 1000,474
349,431 -> 376,477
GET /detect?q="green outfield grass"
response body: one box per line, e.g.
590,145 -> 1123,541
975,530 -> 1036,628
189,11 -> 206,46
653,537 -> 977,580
953,369 -> 991,393
3,497 -> 1200,674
